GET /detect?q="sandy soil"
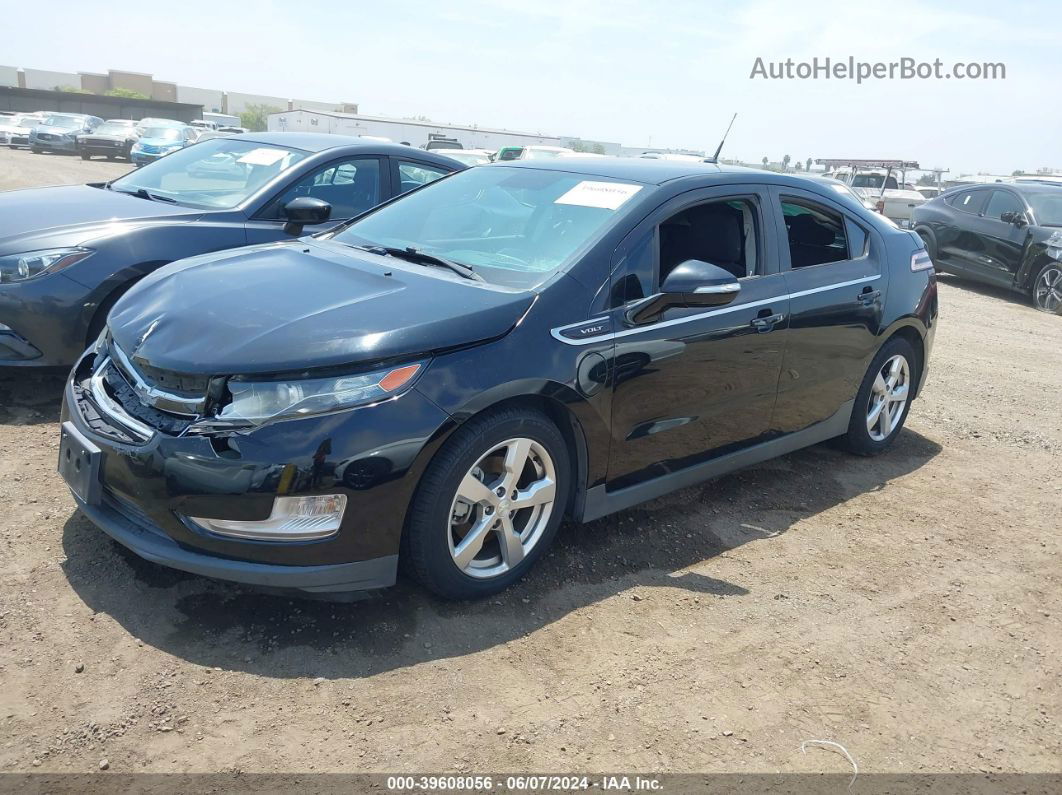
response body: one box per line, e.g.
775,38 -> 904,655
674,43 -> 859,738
0,147 -> 1059,779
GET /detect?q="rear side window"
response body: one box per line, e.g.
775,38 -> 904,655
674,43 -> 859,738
983,190 -> 1024,220
780,199 -> 849,268
397,161 -> 449,195
945,190 -> 988,214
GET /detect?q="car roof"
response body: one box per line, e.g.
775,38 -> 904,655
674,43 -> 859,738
498,156 -> 787,186
238,132 -> 464,163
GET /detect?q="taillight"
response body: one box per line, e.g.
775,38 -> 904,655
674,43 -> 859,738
911,249 -> 933,272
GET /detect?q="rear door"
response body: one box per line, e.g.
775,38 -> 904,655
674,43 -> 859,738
937,188 -> 989,274
768,186 -> 887,433
244,155 -> 386,244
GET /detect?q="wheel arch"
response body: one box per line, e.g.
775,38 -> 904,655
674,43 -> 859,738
81,261 -> 170,345
879,319 -> 927,398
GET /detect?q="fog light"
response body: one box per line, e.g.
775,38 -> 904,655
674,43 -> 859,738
187,494 -> 347,541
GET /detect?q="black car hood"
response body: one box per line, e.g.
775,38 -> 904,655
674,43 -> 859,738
108,239 -> 535,375
0,185 -> 198,249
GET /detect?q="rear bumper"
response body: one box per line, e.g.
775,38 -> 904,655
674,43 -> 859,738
73,491 -> 398,593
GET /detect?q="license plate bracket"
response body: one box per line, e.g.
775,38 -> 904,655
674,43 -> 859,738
58,421 -> 102,506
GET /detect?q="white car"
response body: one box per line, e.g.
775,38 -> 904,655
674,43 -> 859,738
519,145 -> 576,160
442,149 -> 494,166
0,113 -> 46,149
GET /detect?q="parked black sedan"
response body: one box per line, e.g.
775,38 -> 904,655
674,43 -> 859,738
0,133 -> 462,367
76,119 -> 140,161
912,182 -> 1062,313
59,160 -> 937,600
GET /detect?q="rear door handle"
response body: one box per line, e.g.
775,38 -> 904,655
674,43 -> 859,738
750,312 -> 785,332
857,289 -> 881,304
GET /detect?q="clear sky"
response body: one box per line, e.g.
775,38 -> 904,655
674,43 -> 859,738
3,0 -> 1059,175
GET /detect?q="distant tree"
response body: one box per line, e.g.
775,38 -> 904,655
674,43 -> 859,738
795,160 -> 804,171
55,84 -> 91,94
806,157 -> 813,172
105,87 -> 149,99
239,103 -> 283,132
917,173 -> 938,186
761,156 -> 769,168
1011,169 -> 1025,176
782,154 -> 791,172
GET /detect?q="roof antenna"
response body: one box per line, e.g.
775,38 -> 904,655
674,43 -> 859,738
706,113 -> 737,163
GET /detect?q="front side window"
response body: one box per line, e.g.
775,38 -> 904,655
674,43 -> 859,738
397,161 -> 449,195
781,199 -> 849,268
108,138 -> 309,209
983,190 -> 1024,221
331,166 -> 644,289
271,157 -> 381,220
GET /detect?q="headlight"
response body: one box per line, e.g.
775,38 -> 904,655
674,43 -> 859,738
0,248 -> 93,283
218,362 -> 425,425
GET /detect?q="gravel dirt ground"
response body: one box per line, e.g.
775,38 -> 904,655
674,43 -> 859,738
0,147 -> 1059,780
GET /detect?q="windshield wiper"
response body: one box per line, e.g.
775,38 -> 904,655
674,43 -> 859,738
111,187 -> 178,204
356,244 -> 483,282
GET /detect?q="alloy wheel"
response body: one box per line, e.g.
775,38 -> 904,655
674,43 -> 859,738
1034,265 -> 1062,313
448,437 -> 557,579
866,354 -> 910,442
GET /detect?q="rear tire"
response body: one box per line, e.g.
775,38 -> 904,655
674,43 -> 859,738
1031,261 -> 1062,314
80,151 -> 90,160
404,407 -> 571,600
839,337 -> 918,456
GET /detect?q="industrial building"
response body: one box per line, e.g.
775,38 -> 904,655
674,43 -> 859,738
267,109 -> 622,154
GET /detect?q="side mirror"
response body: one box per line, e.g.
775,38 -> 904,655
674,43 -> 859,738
282,197 -> 331,236
1000,211 -> 1027,228
626,260 -> 740,325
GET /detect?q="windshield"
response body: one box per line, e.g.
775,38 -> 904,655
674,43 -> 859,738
331,166 -> 643,289
141,127 -> 183,140
94,122 -> 131,136
826,182 -> 867,206
44,116 -> 82,130
1028,193 -> 1062,226
16,117 -> 38,128
109,138 -> 309,209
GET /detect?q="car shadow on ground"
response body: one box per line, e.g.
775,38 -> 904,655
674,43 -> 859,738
0,370 -> 67,425
59,428 -> 942,680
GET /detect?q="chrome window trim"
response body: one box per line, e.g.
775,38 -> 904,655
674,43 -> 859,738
89,357 -> 155,441
550,275 -> 879,346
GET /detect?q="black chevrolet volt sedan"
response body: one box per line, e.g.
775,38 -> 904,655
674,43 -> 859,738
912,181 -> 1062,313
59,159 -> 938,600
0,133 -> 461,367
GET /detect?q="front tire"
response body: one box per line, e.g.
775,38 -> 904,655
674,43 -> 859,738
404,407 -> 571,600
1031,262 -> 1062,314
80,151 -> 90,160
839,337 -> 918,456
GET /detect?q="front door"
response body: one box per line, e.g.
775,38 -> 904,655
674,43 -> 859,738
244,156 -> 386,244
605,186 -> 790,489
974,189 -> 1029,285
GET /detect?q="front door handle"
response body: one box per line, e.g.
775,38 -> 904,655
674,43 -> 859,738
857,289 -> 882,304
750,312 -> 785,332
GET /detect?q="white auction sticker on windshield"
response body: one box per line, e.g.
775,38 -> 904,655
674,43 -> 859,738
237,148 -> 287,166
554,181 -> 642,210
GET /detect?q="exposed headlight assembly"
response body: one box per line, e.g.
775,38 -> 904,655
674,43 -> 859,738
217,362 -> 425,426
0,247 -> 93,283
